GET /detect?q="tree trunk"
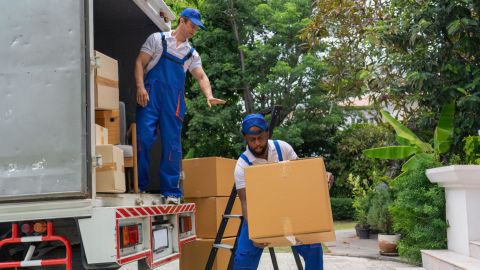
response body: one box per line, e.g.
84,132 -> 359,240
226,0 -> 254,114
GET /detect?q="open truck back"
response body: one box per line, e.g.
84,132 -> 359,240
0,1 -> 196,269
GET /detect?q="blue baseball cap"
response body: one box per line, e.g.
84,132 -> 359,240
242,113 -> 269,135
180,8 -> 206,30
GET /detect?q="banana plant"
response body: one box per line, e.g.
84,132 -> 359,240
363,102 -> 455,172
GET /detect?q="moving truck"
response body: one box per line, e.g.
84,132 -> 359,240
0,1 -> 196,269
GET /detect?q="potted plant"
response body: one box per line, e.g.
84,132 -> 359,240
354,195 -> 371,239
367,185 -> 400,256
348,174 -> 372,239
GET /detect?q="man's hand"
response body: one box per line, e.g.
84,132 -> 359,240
252,241 -> 269,248
327,172 -> 334,189
136,87 -> 149,107
207,96 -> 226,107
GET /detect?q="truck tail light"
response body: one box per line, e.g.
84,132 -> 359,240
120,224 -> 142,248
33,221 -> 47,234
179,216 -> 192,233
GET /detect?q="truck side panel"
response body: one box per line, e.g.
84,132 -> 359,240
0,0 -> 90,202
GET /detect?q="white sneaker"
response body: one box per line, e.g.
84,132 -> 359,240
165,196 -> 180,205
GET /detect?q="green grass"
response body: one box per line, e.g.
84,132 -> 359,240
333,220 -> 356,231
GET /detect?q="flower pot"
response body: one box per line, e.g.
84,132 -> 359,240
355,224 -> 370,239
378,233 -> 400,256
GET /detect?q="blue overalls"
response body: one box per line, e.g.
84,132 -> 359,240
234,140 -> 324,270
136,33 -> 194,196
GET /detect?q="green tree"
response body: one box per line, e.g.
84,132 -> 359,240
183,0 -> 340,158
329,123 -> 396,197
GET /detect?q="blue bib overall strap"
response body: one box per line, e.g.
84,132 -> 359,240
233,140 -> 324,270
136,32 -> 195,196
240,153 -> 253,166
273,140 -> 283,162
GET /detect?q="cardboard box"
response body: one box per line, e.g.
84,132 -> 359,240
95,110 -> 120,145
244,158 -> 335,246
94,51 -> 119,110
95,124 -> 109,145
180,237 -> 235,270
185,197 -> 242,238
182,157 -> 237,198
96,145 -> 125,193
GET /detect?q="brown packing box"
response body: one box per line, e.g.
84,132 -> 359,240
95,110 -> 120,145
244,157 -> 335,247
182,157 -> 237,198
185,197 -> 242,238
180,237 -> 235,270
96,145 -> 125,193
95,124 -> 109,145
94,51 -> 119,110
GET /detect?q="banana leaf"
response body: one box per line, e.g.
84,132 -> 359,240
401,153 -> 435,172
363,145 -> 418,159
381,110 -> 433,153
434,102 -> 455,154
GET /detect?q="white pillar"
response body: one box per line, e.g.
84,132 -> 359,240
426,165 -> 480,256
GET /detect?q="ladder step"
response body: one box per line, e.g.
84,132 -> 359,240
213,244 -> 234,250
223,214 -> 242,219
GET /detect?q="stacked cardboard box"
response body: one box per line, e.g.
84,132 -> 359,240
180,157 -> 238,270
94,51 -> 124,193
96,145 -> 125,193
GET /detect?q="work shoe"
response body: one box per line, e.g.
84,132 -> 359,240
165,196 -> 180,205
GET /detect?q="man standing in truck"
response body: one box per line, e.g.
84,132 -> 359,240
233,113 -> 334,270
134,8 -> 225,203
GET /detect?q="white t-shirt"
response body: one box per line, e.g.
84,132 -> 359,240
140,31 -> 202,73
234,140 -> 298,190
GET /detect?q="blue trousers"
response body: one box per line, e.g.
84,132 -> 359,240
233,222 -> 324,269
136,33 -> 190,196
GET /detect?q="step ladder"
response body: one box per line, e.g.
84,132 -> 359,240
205,105 -> 304,270
204,185 -> 304,270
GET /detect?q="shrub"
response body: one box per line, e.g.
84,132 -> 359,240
329,123 -> 396,197
390,155 -> 447,264
464,135 -> 480,165
367,185 -> 394,234
330,197 -> 354,220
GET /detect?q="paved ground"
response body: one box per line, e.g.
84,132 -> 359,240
324,229 -> 408,262
159,229 -> 419,269
160,254 -> 414,269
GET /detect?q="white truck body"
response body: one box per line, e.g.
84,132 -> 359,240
0,1 -> 195,269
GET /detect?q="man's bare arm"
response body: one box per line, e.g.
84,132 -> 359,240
134,52 -> 152,107
191,67 -> 226,107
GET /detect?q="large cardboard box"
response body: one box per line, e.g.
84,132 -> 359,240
95,110 -> 120,145
95,124 -> 109,145
185,197 -> 242,238
96,145 -> 125,193
244,158 -> 335,246
180,237 -> 235,270
182,157 -> 237,198
94,51 -> 119,110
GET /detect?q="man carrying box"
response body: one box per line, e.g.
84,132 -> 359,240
233,113 -> 334,270
134,8 -> 226,203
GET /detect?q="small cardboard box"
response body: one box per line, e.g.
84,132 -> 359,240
244,157 -> 335,246
95,124 -> 109,145
185,197 -> 242,238
180,237 -> 235,270
96,145 -> 125,193
182,157 -> 237,198
95,110 -> 120,145
94,51 -> 119,110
